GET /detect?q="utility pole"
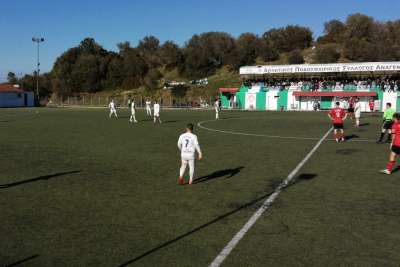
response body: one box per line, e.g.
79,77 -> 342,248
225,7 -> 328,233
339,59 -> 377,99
32,37 -> 44,105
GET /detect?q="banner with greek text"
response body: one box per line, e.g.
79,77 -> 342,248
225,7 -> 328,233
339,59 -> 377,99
240,62 -> 400,75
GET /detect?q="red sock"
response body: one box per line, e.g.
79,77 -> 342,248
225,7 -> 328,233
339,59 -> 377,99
387,161 -> 395,172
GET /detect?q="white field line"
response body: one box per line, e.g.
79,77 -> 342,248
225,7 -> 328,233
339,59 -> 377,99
0,113 -> 38,121
208,127 -> 333,267
197,119 -> 375,143
47,105 -> 216,111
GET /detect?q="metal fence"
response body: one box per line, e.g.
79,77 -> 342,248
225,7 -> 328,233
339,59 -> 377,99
48,95 -> 215,109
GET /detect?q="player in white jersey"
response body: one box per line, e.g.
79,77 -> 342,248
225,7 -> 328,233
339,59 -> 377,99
109,100 -> 118,118
153,101 -> 162,123
354,98 -> 361,127
129,99 -> 138,123
145,99 -> 152,116
214,99 -> 220,119
177,123 -> 202,185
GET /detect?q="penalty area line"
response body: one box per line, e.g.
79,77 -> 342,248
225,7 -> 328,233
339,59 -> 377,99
197,120 -> 320,141
197,119 -> 375,142
208,127 -> 333,267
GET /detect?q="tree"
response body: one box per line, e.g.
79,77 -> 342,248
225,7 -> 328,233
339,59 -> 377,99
143,68 -> 162,89
284,25 -> 313,51
19,74 -> 35,91
70,53 -> 103,92
19,72 -> 52,98
137,36 -> 162,68
339,13 -> 378,61
345,13 -> 375,40
375,21 -> 400,61
52,47 -> 81,96
314,44 -> 341,63
118,43 -> 148,89
182,32 -> 236,78
52,38 -> 110,95
261,26 -> 313,54
103,53 -> 124,89
318,20 -> 346,44
257,40 -> 279,62
7,72 -> 18,84
287,50 -> 304,64
233,33 -> 259,68
160,41 -> 184,70
79,37 -> 107,55
342,37 -> 378,61
315,13 -> 400,62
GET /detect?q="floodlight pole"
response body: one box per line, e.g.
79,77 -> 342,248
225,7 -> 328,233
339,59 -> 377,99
32,37 -> 44,105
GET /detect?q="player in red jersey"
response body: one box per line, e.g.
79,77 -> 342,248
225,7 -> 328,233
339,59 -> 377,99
328,102 -> 348,142
380,113 -> 400,174
348,97 -> 355,120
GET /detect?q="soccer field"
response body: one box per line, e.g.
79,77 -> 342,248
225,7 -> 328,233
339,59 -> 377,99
1,108 -> 400,267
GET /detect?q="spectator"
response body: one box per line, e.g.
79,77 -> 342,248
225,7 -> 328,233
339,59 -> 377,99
242,76 -> 400,93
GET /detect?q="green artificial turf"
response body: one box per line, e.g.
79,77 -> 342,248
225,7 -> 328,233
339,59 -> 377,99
1,108 -> 399,266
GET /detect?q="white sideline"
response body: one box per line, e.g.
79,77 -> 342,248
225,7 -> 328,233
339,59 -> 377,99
208,127 -> 333,267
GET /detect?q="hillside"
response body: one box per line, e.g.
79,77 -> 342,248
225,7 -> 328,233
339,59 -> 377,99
11,13 -> 400,102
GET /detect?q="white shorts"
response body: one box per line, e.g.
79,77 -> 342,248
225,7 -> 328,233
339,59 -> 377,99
154,112 -> 160,117
355,113 -> 361,118
181,153 -> 195,161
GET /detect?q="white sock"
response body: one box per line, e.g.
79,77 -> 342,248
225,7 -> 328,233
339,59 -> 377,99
180,160 -> 188,177
189,159 -> 195,180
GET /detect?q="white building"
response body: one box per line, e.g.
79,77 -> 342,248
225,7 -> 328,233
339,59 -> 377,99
0,84 -> 35,107
231,62 -> 400,112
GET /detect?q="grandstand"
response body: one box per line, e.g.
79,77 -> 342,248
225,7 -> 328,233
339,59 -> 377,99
220,62 -> 400,112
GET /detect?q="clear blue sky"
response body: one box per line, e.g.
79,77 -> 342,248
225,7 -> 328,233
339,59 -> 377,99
0,0 -> 399,81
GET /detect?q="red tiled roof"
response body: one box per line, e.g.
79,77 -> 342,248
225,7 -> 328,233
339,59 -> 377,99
0,84 -> 26,93
292,91 -> 377,97
219,88 -> 239,93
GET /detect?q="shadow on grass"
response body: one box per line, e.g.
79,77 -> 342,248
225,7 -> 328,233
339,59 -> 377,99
194,167 -> 244,184
391,166 -> 400,174
335,149 -> 361,155
359,122 -> 370,127
285,173 -> 317,188
0,170 -> 81,189
5,254 -> 39,267
345,134 -> 359,141
118,172 -> 315,266
117,190 -> 273,266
